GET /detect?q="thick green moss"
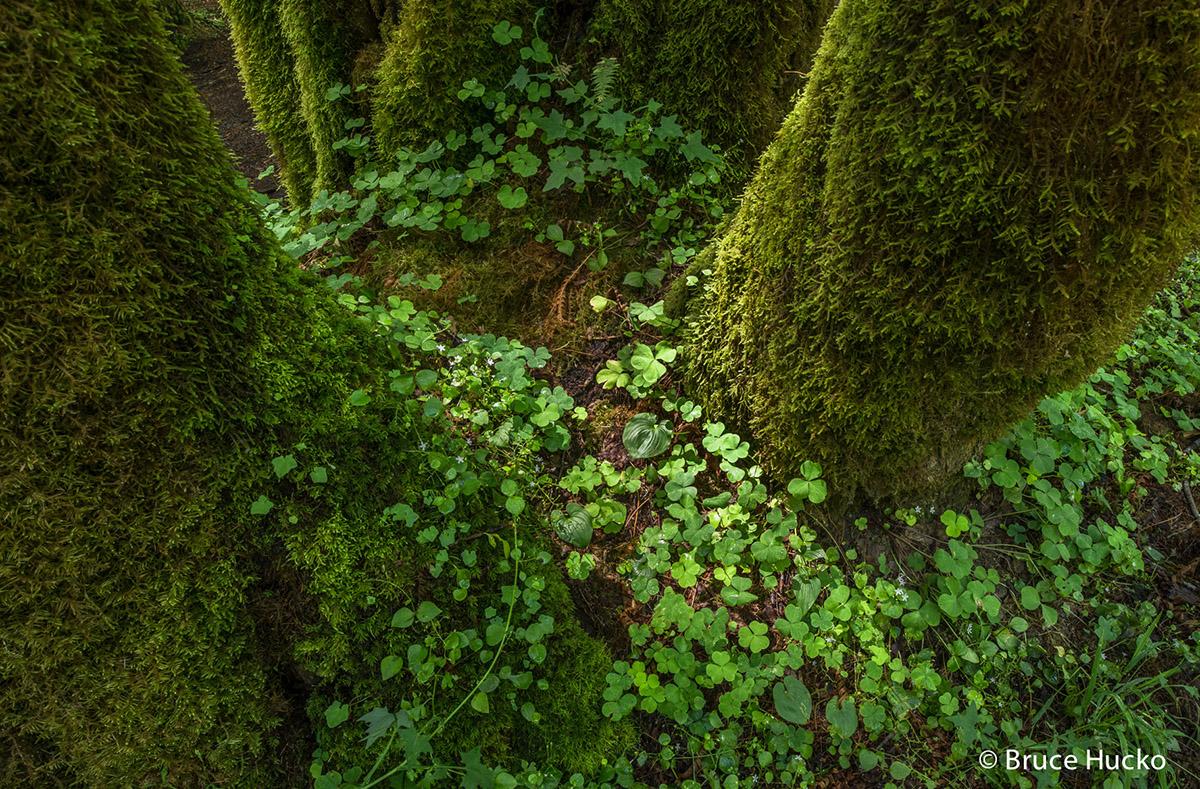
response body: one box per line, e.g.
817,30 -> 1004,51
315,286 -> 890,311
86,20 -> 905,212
372,0 -> 535,156
0,1 -> 313,783
591,0 -> 836,169
221,0 -> 365,201
308,534 -> 633,778
278,0 -> 359,195
221,0 -> 319,203
683,0 -> 1200,502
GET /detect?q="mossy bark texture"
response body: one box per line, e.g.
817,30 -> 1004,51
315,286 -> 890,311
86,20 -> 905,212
0,1 -> 315,783
684,0 -> 1200,502
373,0 -> 537,155
221,0 -> 361,202
221,0 -> 319,201
1,0 -> 624,784
222,0 -> 836,194
591,0 -> 836,168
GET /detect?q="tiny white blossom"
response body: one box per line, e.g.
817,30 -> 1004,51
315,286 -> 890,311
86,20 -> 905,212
455,456 -> 464,464
418,441 -> 428,451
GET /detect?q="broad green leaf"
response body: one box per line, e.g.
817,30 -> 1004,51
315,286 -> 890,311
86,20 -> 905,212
492,20 -> 522,44
1020,585 -> 1041,610
772,676 -> 812,725
324,700 -> 350,728
554,504 -> 593,548
792,578 -> 821,616
380,654 -> 403,681
497,184 -> 528,209
596,109 -> 635,137
462,747 -> 496,789
272,454 -> 297,478
680,130 -> 718,163
416,601 -> 442,623
825,696 -> 858,739
622,412 -> 673,459
359,706 -> 395,748
309,466 -> 328,484
250,495 -> 273,516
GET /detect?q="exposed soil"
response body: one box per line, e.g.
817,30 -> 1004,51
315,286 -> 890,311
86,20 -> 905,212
178,4 -> 283,202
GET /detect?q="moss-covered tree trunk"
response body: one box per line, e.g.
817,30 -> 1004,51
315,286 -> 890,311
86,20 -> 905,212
221,0 -> 363,203
1,1 -> 622,785
222,0 -> 836,199
221,0 -> 320,201
591,0 -> 836,169
681,0 -> 1200,503
371,0 -> 538,155
0,1 -> 327,783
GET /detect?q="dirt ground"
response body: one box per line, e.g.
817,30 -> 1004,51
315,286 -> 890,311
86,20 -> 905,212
178,4 -> 283,202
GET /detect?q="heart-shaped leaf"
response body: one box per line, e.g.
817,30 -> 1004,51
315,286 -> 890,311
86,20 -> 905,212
380,654 -> 403,681
622,412 -> 673,459
826,696 -> 859,739
773,676 -> 812,725
324,700 -> 350,728
497,184 -> 528,209
554,504 -> 593,548
272,454 -> 297,478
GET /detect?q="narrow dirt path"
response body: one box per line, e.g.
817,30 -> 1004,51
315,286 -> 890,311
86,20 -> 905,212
178,3 -> 284,202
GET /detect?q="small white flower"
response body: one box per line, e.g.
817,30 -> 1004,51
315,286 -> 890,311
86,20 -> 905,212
455,456 -> 464,464
418,441 -> 428,451
897,574 -> 906,587
436,343 -> 446,352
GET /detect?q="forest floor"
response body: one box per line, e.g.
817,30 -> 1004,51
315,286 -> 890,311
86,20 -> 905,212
178,6 -> 1200,787
179,1 -> 283,202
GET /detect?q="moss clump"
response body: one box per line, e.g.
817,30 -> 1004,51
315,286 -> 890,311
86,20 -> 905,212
591,0 -> 836,170
683,0 -> 1200,502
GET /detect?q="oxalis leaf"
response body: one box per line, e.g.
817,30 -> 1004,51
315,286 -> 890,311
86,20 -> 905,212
554,503 -> 593,548
622,412 -> 673,459
773,676 -> 812,725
